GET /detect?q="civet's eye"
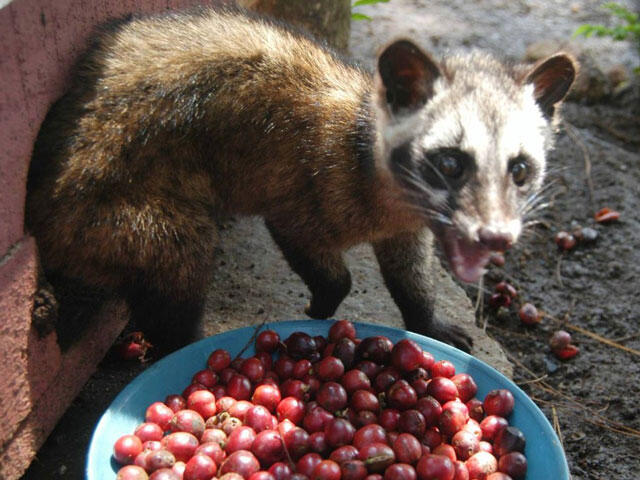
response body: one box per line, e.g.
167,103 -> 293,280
438,155 -> 464,179
509,157 -> 530,186
422,148 -> 473,190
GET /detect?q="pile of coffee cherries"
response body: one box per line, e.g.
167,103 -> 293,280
113,321 -> 528,480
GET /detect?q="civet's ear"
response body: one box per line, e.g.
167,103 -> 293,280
377,40 -> 442,116
524,53 -> 577,118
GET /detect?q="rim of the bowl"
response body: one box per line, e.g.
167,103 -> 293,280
86,319 -> 570,479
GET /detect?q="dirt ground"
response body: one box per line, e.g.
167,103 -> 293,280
22,1 -> 639,479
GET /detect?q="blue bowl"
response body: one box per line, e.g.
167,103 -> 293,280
86,320 -> 569,479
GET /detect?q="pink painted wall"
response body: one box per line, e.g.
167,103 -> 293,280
0,0 -> 215,255
0,1 -> 214,477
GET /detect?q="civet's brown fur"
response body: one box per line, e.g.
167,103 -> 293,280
26,7 -> 576,352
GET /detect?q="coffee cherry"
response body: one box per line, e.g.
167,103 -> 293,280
555,231 -> 576,251
416,454 -> 455,480
256,330 -> 280,353
483,389 -> 515,418
594,207 -> 620,223
518,303 -> 540,326
114,435 -> 144,465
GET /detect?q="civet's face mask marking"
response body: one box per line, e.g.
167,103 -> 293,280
375,41 -> 576,282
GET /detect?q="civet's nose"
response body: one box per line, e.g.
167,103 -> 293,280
478,227 -> 513,252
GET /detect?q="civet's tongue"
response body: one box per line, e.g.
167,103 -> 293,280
441,229 -> 492,284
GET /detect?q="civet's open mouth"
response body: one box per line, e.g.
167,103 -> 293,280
439,227 -> 493,284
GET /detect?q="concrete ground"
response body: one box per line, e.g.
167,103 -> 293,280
199,217 -> 512,374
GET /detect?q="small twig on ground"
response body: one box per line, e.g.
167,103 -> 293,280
613,332 -> 640,343
234,317 -> 268,360
594,120 -> 640,144
584,418 -> 640,437
463,280 -> 492,296
552,406 -> 564,449
543,312 -> 640,357
564,122 -> 595,216
516,373 -> 549,386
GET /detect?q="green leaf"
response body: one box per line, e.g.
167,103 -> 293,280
603,2 -> 638,23
611,25 -> 629,40
573,2 -> 640,73
591,25 -> 614,37
353,0 -> 390,6
351,12 -> 372,21
573,24 -> 596,37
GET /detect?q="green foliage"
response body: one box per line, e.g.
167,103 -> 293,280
574,3 -> 639,41
574,3 -> 639,73
351,0 -> 390,21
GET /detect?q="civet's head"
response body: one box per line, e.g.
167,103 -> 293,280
374,40 -> 576,283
